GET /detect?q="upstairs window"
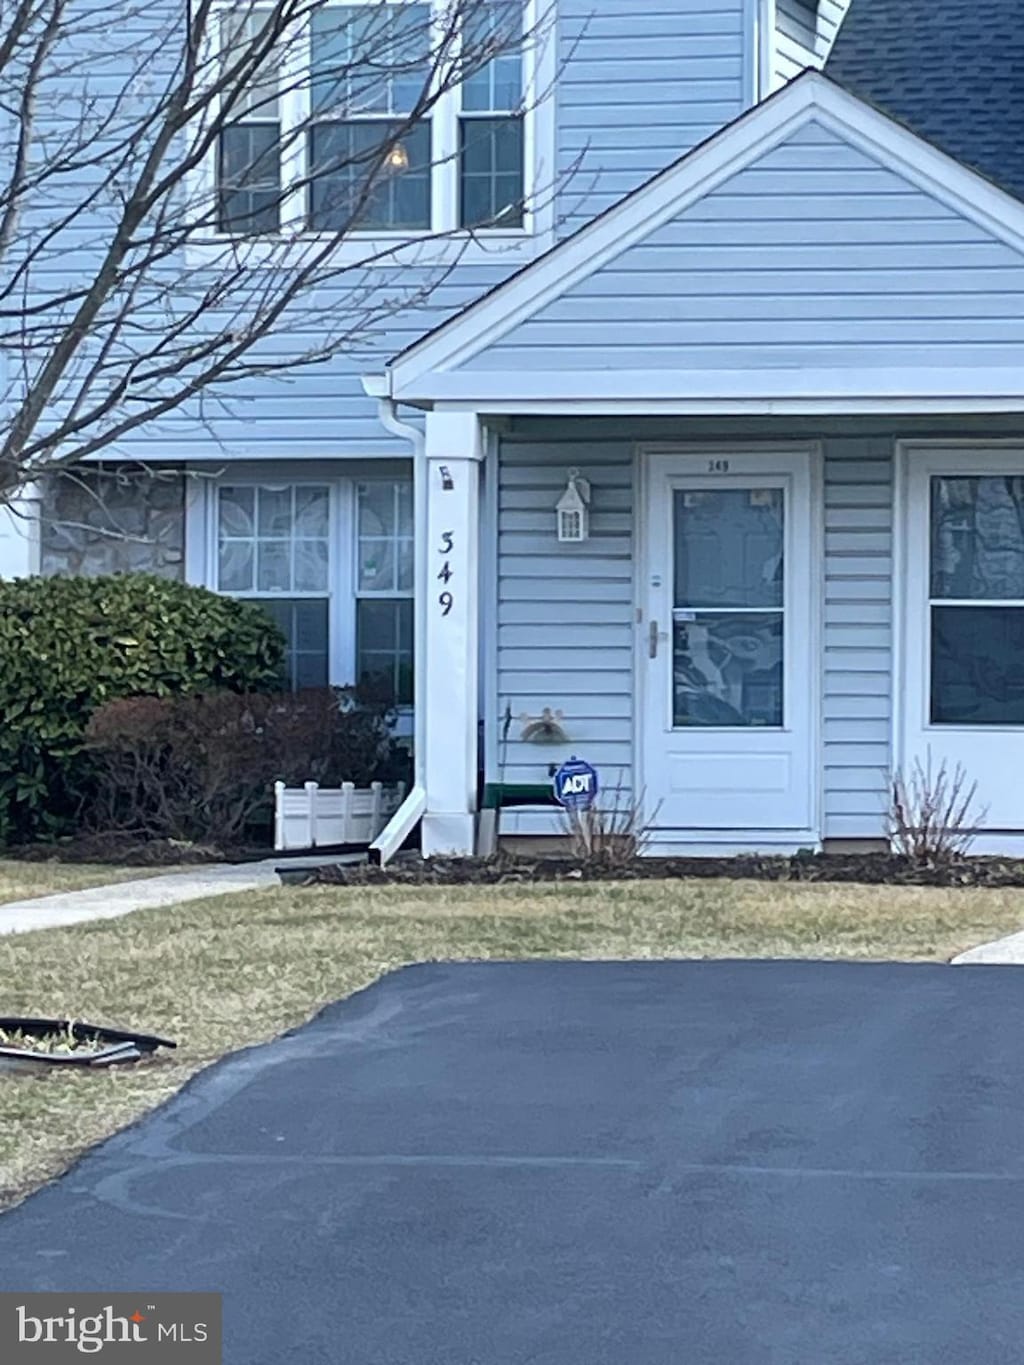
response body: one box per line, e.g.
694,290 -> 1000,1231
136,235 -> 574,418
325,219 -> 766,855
211,0 -> 533,240
309,3 -> 433,231
217,12 -> 283,233
460,1 -> 525,227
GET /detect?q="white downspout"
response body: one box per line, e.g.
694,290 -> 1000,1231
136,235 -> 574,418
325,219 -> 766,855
366,385 -> 428,864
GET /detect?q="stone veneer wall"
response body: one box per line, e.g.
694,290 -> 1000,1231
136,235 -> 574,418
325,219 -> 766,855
40,466 -> 186,579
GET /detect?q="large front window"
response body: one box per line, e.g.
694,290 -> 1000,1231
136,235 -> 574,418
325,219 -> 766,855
214,0 -> 530,238
930,475 -> 1024,725
217,483 -> 333,687
214,477 -> 413,703
355,481 -> 414,702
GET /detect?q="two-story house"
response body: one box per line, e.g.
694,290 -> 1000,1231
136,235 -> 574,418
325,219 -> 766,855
7,0 -> 1024,860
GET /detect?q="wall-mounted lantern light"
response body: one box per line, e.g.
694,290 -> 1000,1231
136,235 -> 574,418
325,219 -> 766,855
556,468 -> 590,543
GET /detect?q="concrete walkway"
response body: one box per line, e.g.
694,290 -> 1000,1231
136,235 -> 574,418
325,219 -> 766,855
0,856 -> 339,935
953,929 -> 1024,966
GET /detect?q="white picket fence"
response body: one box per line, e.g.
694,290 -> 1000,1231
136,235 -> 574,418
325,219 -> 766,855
274,781 -> 407,851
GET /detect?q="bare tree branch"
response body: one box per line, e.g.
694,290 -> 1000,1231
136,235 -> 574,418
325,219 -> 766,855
0,0 -> 566,495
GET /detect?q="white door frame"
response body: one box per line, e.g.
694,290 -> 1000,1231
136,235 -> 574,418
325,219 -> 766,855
895,439 -> 1024,855
634,442 -> 824,854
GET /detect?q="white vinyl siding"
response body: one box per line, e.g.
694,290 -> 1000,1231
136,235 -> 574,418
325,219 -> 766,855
494,433 -> 635,794
556,0 -> 749,231
823,436 -> 893,838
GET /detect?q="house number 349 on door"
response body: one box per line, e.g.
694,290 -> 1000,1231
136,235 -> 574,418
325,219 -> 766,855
437,530 -> 454,617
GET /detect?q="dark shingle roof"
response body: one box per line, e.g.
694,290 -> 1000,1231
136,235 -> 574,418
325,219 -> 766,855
827,0 -> 1024,201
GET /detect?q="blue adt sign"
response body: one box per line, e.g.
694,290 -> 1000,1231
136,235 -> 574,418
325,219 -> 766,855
553,756 -> 599,812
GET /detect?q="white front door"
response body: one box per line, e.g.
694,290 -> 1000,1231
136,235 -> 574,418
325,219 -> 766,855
640,448 -> 819,844
901,445 -> 1024,844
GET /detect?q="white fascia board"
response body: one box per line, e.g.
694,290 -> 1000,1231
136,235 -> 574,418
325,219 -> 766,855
387,71 -> 1024,398
392,366 -> 1024,410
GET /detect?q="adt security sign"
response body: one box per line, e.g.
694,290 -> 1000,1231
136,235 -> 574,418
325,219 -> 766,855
553,756 -> 599,812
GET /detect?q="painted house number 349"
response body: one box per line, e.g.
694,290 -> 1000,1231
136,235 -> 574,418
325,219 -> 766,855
438,531 -> 454,616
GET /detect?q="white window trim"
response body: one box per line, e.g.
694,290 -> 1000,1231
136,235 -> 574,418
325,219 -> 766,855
189,0 -> 555,268
900,442 -> 1024,735
185,468 -> 413,708
895,440 -> 1024,841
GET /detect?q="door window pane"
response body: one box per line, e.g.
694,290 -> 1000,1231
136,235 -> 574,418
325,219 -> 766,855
673,613 -> 783,728
671,486 -> 785,728
674,489 -> 784,609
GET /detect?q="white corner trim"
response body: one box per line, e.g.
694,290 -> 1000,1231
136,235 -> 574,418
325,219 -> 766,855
757,0 -> 778,100
183,471 -> 212,586
890,438 -> 908,803
0,483 -> 41,578
388,69 -> 1024,397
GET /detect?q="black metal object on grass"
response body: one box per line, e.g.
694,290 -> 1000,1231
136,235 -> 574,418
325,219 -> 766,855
0,1017 -> 176,1074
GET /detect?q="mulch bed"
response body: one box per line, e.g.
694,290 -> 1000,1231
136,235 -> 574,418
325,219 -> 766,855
310,851 -> 1024,889
4,833 -> 265,867
11,838 -> 1024,889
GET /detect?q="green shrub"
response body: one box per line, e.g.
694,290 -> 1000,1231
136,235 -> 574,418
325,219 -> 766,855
84,689 -> 407,848
0,573 -> 285,842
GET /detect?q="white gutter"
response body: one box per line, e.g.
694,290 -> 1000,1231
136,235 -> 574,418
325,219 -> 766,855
364,377 -> 427,865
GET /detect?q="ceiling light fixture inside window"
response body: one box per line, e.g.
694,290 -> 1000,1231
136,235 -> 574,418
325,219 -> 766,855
384,142 -> 410,172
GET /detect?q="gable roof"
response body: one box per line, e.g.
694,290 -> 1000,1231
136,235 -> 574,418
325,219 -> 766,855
381,71 -> 1024,408
828,0 -> 1024,201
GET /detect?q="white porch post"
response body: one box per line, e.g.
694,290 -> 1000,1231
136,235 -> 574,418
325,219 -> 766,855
421,409 -> 483,856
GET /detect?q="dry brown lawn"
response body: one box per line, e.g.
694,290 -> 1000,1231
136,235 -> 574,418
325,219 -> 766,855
1,874 -> 1022,1209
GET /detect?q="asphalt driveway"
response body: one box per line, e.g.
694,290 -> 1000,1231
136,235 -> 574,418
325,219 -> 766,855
2,960 -> 1024,1363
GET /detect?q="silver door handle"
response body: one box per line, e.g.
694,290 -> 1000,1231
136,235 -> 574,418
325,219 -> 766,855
649,619 -> 659,659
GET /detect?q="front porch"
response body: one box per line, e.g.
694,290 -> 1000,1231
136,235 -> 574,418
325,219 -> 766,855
366,72 -> 1024,858
409,413 -> 1024,858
